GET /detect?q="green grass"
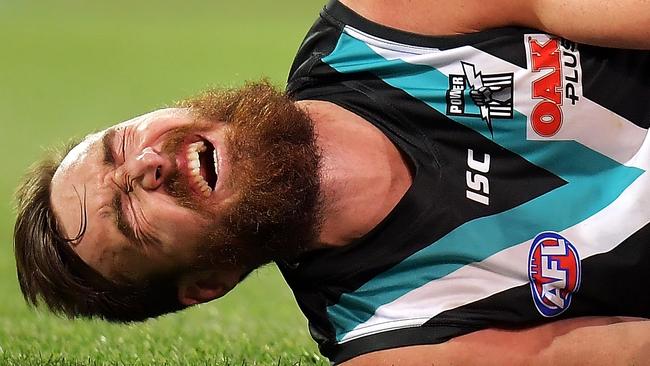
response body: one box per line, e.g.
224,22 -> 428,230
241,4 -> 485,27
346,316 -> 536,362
0,1 -> 328,364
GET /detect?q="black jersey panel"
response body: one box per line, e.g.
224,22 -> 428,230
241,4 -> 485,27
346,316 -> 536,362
579,45 -> 650,128
572,222 -> 650,315
286,6 -> 343,96
469,31 -> 528,69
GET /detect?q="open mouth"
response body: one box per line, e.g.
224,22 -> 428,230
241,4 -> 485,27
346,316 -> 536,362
185,138 -> 219,197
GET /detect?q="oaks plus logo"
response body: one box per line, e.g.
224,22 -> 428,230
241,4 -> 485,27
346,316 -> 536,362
528,232 -> 581,317
446,62 -> 514,137
525,34 -> 582,138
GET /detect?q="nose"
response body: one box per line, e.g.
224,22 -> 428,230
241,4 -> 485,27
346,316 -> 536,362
116,147 -> 169,191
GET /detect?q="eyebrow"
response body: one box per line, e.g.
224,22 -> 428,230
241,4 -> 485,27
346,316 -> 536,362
101,129 -> 139,244
102,128 -> 118,166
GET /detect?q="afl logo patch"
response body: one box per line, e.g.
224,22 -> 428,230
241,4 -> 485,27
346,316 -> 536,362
528,232 -> 581,317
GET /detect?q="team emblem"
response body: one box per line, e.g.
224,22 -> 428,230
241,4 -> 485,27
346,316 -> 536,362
446,61 -> 514,137
528,231 -> 581,317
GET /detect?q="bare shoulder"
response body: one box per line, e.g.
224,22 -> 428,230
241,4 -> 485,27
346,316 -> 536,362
338,0 -> 534,36
340,317 -> 650,366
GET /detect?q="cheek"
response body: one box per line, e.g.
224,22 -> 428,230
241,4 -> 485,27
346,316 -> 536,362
152,204 -> 212,254
100,245 -> 145,281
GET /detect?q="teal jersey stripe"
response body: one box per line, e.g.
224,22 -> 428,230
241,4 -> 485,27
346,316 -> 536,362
322,33 -> 644,341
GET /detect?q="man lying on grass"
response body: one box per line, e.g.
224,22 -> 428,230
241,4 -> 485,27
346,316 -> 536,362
14,0 -> 650,364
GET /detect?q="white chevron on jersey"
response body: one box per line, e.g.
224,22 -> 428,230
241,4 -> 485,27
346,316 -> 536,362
346,26 -> 647,165
338,26 -> 650,343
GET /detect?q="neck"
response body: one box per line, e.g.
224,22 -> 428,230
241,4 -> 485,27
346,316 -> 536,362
296,100 -> 413,248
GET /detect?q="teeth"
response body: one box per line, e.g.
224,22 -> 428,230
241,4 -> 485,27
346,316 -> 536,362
186,140 -> 213,197
199,181 -> 212,197
188,141 -> 206,153
188,159 -> 200,169
213,149 -> 219,177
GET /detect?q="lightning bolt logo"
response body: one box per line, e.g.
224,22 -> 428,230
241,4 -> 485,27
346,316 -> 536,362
461,61 -> 494,137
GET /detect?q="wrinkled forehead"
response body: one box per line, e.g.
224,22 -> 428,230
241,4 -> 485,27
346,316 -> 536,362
56,131 -> 102,173
49,131 -> 110,271
50,128 -> 106,242
57,107 -> 190,172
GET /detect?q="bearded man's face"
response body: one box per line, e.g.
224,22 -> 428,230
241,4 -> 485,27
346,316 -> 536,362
49,82 -> 321,302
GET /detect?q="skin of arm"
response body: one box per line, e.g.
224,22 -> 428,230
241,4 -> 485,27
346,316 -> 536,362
523,0 -> 650,49
340,0 -> 650,49
342,317 -> 650,366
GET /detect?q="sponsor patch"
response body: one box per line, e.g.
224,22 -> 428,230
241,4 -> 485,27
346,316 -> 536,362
524,34 -> 582,138
528,231 -> 581,317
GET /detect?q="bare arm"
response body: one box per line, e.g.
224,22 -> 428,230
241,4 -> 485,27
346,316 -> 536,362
340,0 -> 650,49
342,317 -> 650,366
521,0 -> 650,49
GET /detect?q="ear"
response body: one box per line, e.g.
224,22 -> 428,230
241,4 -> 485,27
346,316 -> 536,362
177,271 -> 227,306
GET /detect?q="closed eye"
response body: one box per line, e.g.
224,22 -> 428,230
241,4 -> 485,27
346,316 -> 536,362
120,130 -> 127,163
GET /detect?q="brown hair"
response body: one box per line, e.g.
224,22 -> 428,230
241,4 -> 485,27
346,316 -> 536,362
13,142 -> 184,322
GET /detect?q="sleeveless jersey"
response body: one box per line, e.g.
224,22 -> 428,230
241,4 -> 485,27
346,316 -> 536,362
280,0 -> 650,363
